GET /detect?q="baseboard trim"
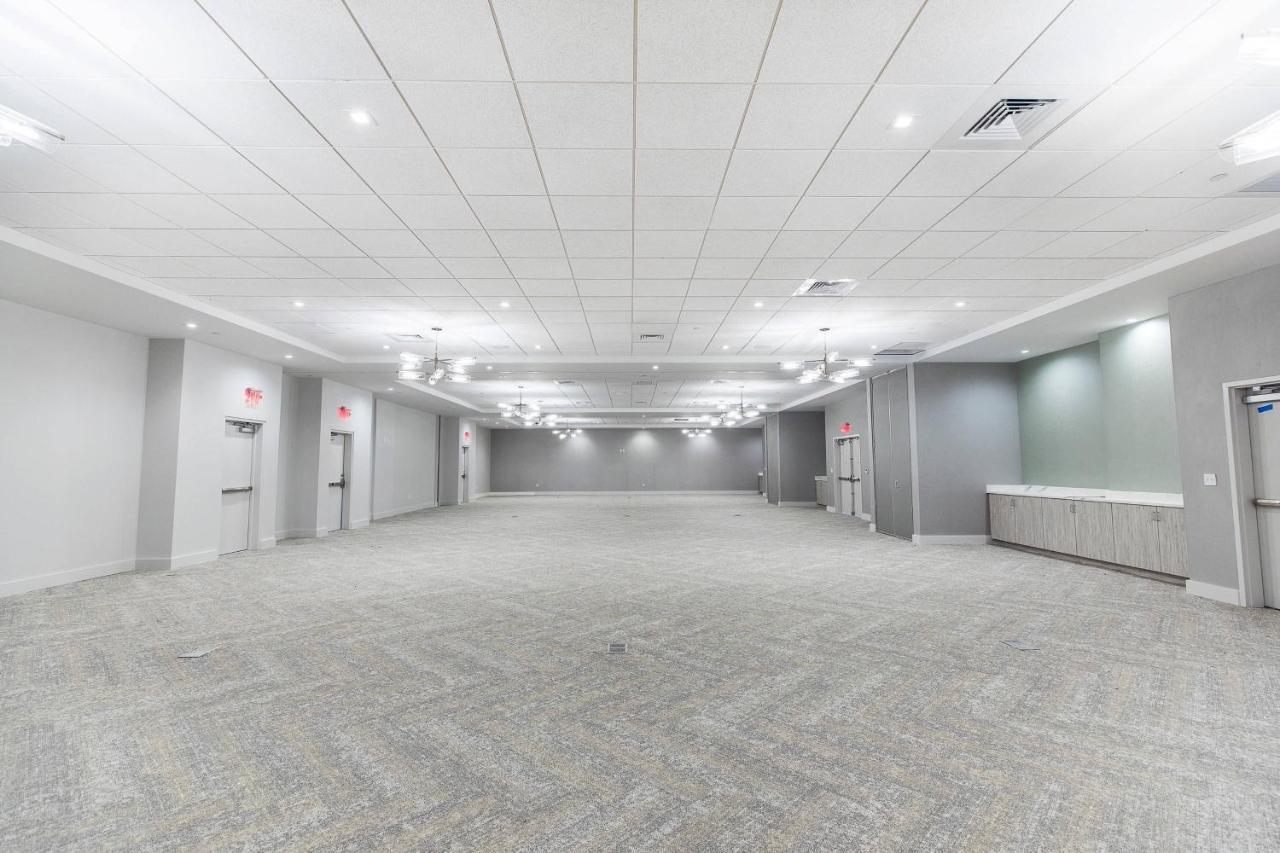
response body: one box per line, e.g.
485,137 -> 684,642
275,527 -> 315,542
135,549 -> 218,572
1186,579 -> 1243,606
992,541 -> 1187,586
257,536 -> 276,549
778,500 -> 823,508
858,512 -> 872,522
372,502 -> 438,520
486,490 -> 758,497
826,505 -> 837,513
868,522 -> 877,531
912,534 -> 992,545
0,557 -> 135,598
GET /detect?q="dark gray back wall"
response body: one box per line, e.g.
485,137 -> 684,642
912,363 -> 1022,537
778,411 -> 827,503
1169,267 -> 1280,591
490,427 -> 764,492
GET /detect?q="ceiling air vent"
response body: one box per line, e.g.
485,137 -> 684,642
389,333 -> 426,342
1240,172 -> 1280,193
964,98 -> 1060,141
555,379 -> 578,386
792,278 -> 857,297
637,333 -> 665,342
876,341 -> 930,356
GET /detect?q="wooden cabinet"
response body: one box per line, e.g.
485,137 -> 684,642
988,492 -> 1185,579
1073,501 -> 1117,564
1156,506 -> 1190,578
1041,498 -> 1077,555
1111,503 -> 1162,571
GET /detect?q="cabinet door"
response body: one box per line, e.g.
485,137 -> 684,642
1009,496 -> 1046,548
989,495 -> 1014,542
1156,507 -> 1190,578
1041,498 -> 1077,555
1074,501 -> 1117,563
1112,503 -> 1161,571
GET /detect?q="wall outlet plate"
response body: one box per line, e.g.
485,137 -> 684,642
1203,473 -> 1218,486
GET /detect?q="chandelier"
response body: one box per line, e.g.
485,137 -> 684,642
682,427 -> 712,437
705,386 -> 765,426
551,428 -> 582,440
500,386 -> 559,427
398,327 -> 474,385
781,327 -> 869,384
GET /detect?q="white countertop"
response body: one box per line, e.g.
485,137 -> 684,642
986,484 -> 1184,508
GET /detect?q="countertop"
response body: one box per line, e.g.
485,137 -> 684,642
986,484 -> 1184,508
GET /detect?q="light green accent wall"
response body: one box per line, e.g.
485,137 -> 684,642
1098,317 -> 1182,492
1016,316 -> 1182,492
1017,341 -> 1106,487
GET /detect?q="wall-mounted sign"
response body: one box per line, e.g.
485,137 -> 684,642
840,422 -> 852,434
243,387 -> 264,409
463,430 -> 471,441
337,406 -> 353,421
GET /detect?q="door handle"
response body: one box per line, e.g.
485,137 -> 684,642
1256,498 -> 1280,508
328,476 -> 346,488
221,486 -> 252,494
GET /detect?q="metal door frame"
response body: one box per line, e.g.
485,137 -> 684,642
222,418 -> 263,553
328,430 -> 353,532
1222,371 -> 1280,607
833,434 -> 862,518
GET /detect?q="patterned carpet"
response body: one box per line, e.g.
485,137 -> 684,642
3,495 -> 1280,851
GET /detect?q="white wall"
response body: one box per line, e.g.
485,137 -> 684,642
0,299 -> 149,595
372,398 -> 439,519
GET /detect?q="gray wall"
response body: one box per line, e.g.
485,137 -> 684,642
470,425 -> 491,496
437,416 -> 462,505
490,427 -> 763,493
822,381 -> 873,514
1169,267 -> 1280,591
777,411 -> 827,503
1016,317 -> 1180,492
764,415 -> 781,504
912,363 -> 1022,538
372,398 -> 439,519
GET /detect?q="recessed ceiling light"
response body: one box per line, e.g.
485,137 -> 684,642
954,301 -> 967,307
386,387 -> 394,392
870,344 -> 879,349
891,114 -> 915,129
721,344 -> 730,350
1126,317 -> 1138,323
652,364 -> 659,370
293,300 -> 305,308
348,109 -> 374,126
284,354 -> 293,359
534,344 -> 541,350
499,300 -> 510,308
382,344 -> 390,350
753,301 -> 764,308
1021,349 -> 1030,354
486,365 -> 493,370
184,322 -> 197,329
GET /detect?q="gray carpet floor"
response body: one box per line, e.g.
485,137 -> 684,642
3,495 -> 1280,852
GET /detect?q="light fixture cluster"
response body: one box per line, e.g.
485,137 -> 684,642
552,428 -> 583,440
397,327 -> 474,385
700,386 -> 765,427
682,428 -> 712,437
780,328 -> 871,385
500,386 -> 557,427
1222,32 -> 1280,164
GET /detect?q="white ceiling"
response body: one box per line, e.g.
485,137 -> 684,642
3,0 -> 1280,422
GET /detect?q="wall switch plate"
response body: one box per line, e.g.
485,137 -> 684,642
1203,473 -> 1218,486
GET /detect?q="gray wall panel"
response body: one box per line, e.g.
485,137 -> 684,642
490,427 -> 764,492
778,411 -> 827,503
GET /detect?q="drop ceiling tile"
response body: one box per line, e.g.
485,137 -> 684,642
276,81 -> 429,147
636,84 -> 751,148
709,197 -> 797,230
976,151 -> 1115,197
191,229 -> 295,257
928,257 -> 1015,278
634,197 -> 717,229
635,150 -> 731,195
833,230 -> 920,257
1147,154 -> 1279,198
570,258 -> 631,278
41,193 -> 174,228
440,257 -> 511,278
809,150 -> 925,196
784,197 -> 879,230
246,257 -> 329,278
266,228 -> 363,257
1157,198 -> 1280,231
637,0 -> 779,83
415,230 -> 497,257
966,230 -> 1064,257
212,195 -> 327,228
695,258 -> 761,278
893,151 -> 1022,197
561,230 -> 631,258
582,279 -> 639,295
0,194 -> 90,228
755,258 -> 821,278
519,83 -> 633,148
1093,230 -> 1212,258
439,149 -> 546,195
30,77 -> 219,146
1029,231 -> 1136,258
199,0 -> 385,79
128,194 -> 249,228
383,196 -> 479,229
738,85 -> 867,149
722,150 -> 827,196
551,196 -> 633,229
338,148 -> 455,195
634,231 -> 706,257
160,80 -> 325,147
50,146 -> 194,194
313,258 -> 392,278
0,147 -> 105,193
520,279 -> 578,296
1081,197 -> 1202,230
934,197 -> 1047,231
701,230 -> 772,257
379,258 -> 452,278
341,229 -> 429,257
899,230 -> 993,257
137,146 -> 281,194
760,0 -> 920,83
881,0 -> 1071,85
859,197 -> 963,230
238,148 -> 369,195
346,0 -> 509,81
400,82 -> 530,147
122,228 -> 225,256
493,0 -> 631,81
690,280 -> 748,296
635,258 -> 695,278
836,84 -> 989,149
469,196 -> 556,229
872,257 -> 949,279
1062,150 -> 1205,197
297,195 -> 403,229
538,149 -> 633,196
768,230 -> 847,258
491,229 -> 567,257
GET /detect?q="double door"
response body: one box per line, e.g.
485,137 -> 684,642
1248,394 -> 1280,608
835,436 -> 862,517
